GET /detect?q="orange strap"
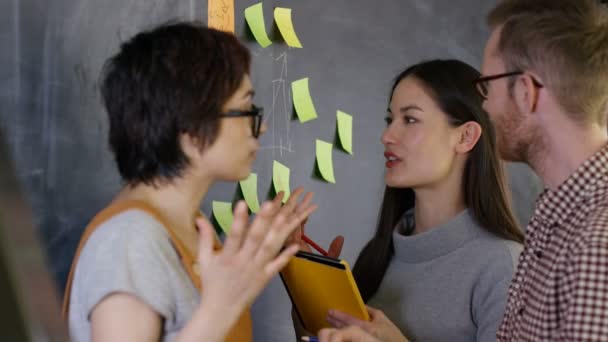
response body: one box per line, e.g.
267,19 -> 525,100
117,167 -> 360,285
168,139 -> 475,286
62,200 -> 252,341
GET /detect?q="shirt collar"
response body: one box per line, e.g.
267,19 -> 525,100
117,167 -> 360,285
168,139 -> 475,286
534,143 -> 608,226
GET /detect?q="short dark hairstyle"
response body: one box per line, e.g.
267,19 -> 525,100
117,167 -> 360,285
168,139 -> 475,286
353,60 -> 524,302
100,21 -> 251,186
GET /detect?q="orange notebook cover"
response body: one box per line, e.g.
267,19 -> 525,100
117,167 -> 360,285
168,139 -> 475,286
280,251 -> 369,334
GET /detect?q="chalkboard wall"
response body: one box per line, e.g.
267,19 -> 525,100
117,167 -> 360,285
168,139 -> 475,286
0,0 -> 541,340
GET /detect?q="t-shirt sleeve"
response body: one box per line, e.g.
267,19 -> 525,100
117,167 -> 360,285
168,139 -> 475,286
72,213 -> 181,322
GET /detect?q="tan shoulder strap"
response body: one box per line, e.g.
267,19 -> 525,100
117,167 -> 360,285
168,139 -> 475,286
62,200 -> 205,319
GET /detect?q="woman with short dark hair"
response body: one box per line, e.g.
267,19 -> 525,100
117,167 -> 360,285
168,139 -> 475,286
64,22 -> 315,342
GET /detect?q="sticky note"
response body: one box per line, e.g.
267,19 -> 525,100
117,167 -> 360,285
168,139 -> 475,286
240,173 -> 261,213
208,0 -> 235,33
212,201 -> 234,234
273,160 -> 291,203
316,140 -> 336,183
292,78 -> 318,123
337,110 -> 353,154
244,3 -> 272,48
274,7 -> 303,48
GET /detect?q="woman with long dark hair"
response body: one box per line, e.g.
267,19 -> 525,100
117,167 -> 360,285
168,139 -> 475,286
323,59 -> 524,342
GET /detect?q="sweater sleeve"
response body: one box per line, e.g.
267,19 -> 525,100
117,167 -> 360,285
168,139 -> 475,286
472,241 -> 522,342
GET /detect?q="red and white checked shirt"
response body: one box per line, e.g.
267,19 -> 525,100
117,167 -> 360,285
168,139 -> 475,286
498,144 -> 608,341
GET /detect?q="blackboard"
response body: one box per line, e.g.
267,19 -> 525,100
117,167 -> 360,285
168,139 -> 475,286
0,0 -> 542,340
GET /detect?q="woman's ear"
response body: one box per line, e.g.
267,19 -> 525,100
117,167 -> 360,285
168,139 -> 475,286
180,133 -> 204,160
455,121 -> 482,154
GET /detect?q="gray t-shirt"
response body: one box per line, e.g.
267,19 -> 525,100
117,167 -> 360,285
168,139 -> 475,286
367,209 -> 522,342
68,210 -> 200,342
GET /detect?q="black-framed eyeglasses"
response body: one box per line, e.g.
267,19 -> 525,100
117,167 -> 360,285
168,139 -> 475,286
219,105 -> 264,138
473,71 -> 544,99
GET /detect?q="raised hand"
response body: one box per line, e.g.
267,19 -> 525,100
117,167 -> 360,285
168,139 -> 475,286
286,189 -> 344,258
194,188 -> 317,338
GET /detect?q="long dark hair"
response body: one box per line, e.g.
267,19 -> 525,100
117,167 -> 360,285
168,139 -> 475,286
352,59 -> 524,302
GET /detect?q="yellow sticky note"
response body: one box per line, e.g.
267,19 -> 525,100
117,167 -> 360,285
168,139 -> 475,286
239,173 -> 261,213
212,201 -> 233,234
208,0 -> 235,33
274,7 -> 303,48
316,140 -> 336,183
244,3 -> 272,48
337,110 -> 353,155
292,78 -> 318,123
273,161 -> 291,203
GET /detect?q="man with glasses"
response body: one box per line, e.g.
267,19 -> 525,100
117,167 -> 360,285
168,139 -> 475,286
478,0 -> 608,340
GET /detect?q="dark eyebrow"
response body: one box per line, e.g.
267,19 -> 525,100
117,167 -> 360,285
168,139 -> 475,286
387,105 -> 423,114
400,105 -> 423,113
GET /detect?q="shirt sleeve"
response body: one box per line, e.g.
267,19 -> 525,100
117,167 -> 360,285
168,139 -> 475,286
73,215 -> 180,322
560,240 -> 608,340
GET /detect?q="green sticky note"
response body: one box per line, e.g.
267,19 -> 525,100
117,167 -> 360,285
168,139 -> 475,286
316,140 -> 336,183
239,173 -> 260,213
337,110 -> 353,154
212,201 -> 234,234
274,7 -> 303,48
292,78 -> 318,123
273,160 -> 291,203
244,3 -> 272,48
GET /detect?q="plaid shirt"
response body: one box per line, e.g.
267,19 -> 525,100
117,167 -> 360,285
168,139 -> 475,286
497,144 -> 608,341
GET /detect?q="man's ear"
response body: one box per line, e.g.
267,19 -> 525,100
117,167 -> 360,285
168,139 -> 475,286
455,121 -> 482,154
514,74 -> 541,114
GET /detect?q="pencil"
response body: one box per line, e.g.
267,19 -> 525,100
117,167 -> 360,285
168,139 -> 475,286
301,336 -> 319,342
301,234 -> 329,256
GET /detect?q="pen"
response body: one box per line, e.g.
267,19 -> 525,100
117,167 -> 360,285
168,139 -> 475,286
301,336 -> 318,342
301,234 -> 329,256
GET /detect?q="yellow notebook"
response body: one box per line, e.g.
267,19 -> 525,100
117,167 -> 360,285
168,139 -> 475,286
280,251 -> 369,334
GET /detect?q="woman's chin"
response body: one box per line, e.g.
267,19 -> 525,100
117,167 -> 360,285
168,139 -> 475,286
384,176 -> 411,188
218,167 -> 251,183
237,168 -> 252,181
384,177 -> 400,188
